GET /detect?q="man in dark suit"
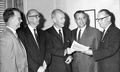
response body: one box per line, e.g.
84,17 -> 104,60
17,9 -> 52,72
71,10 -> 101,72
0,8 -> 28,72
79,9 -> 120,72
45,9 -> 73,72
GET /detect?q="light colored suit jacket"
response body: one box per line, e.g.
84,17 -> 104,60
72,26 -> 101,72
0,27 -> 28,72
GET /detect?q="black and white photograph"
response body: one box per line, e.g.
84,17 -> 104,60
0,0 -> 120,72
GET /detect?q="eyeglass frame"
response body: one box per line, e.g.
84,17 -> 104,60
96,16 -> 109,21
28,15 -> 40,18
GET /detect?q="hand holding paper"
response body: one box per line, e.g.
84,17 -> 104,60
66,48 -> 75,54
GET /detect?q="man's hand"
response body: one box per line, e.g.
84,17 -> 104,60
37,66 -> 45,72
43,61 -> 47,70
66,48 -> 75,54
37,61 -> 47,72
65,56 -> 73,64
81,49 -> 93,55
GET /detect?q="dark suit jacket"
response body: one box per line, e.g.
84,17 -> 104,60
45,26 -> 72,72
17,26 -> 52,72
71,26 -> 101,72
93,24 -> 120,72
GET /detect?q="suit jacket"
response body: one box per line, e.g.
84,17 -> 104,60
17,26 -> 52,72
71,26 -> 101,72
93,24 -> 120,72
0,27 -> 28,72
45,26 -> 72,72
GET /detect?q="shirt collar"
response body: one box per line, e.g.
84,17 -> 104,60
28,24 -> 34,31
54,25 -> 63,33
77,25 -> 86,32
6,26 -> 16,35
104,23 -> 111,32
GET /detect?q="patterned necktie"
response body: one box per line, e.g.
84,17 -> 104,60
78,29 -> 81,42
34,28 -> 38,40
59,29 -> 63,42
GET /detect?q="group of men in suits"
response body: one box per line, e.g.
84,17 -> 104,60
0,7 -> 120,72
78,9 -> 120,72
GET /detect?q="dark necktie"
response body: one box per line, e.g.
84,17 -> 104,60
59,29 -> 63,42
101,30 -> 105,40
78,29 -> 81,42
34,28 -> 38,40
34,29 -> 39,48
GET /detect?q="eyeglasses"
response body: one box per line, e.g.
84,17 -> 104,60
28,15 -> 39,18
96,16 -> 109,21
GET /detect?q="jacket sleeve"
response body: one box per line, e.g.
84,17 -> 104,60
44,32 -> 53,65
93,30 -> 120,61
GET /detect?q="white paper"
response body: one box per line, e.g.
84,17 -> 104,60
71,40 -> 89,51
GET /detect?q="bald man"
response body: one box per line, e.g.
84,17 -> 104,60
45,9 -> 72,72
17,9 -> 52,72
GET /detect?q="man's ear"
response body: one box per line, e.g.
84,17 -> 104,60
52,18 -> 56,23
9,16 -> 14,23
108,16 -> 111,21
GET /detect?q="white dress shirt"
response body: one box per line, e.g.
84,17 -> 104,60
54,25 -> 64,42
76,25 -> 86,40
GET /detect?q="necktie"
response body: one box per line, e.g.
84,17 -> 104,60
34,29 -> 39,48
59,29 -> 63,42
101,30 -> 105,40
34,28 -> 38,40
78,29 -> 81,42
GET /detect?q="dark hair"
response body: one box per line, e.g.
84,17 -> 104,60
74,10 -> 90,26
99,9 -> 115,25
74,10 -> 87,19
51,9 -> 64,18
3,8 -> 20,22
99,9 -> 111,16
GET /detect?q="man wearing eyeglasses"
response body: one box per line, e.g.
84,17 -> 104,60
78,9 -> 120,72
17,9 -> 52,72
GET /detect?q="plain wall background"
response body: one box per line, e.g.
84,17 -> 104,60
23,0 -> 120,31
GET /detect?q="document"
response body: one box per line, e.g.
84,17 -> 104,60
71,40 -> 89,51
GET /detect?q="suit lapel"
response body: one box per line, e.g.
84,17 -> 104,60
25,26 -> 39,50
63,29 -> 66,43
6,27 -> 27,57
102,24 -> 114,42
37,29 -> 43,52
51,27 -> 64,44
72,28 -> 77,41
80,26 -> 89,40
